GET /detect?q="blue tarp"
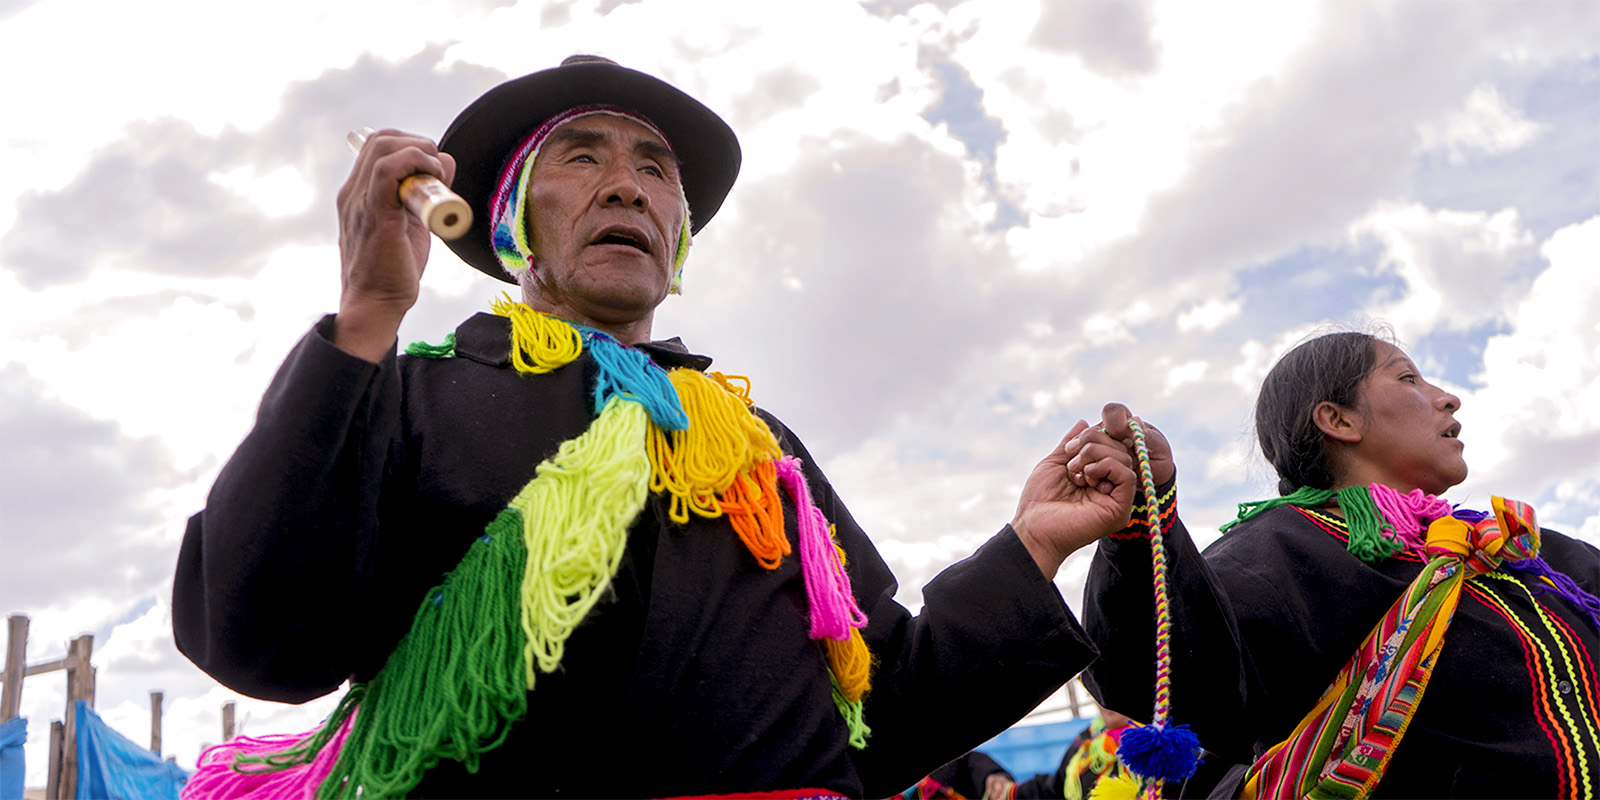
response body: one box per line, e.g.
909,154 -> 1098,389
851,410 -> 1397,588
1,716 -> 25,800
978,716 -> 1094,778
74,701 -> 187,800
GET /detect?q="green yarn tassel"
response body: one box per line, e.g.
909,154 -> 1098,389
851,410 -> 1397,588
830,672 -> 871,750
235,685 -> 366,771
1220,484 -> 1402,563
1335,484 -> 1402,563
404,331 -> 457,359
1219,486 -> 1333,533
317,519 -> 530,798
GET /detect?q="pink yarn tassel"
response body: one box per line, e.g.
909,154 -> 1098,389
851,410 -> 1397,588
776,456 -> 868,640
182,709 -> 356,799
1368,483 -> 1453,551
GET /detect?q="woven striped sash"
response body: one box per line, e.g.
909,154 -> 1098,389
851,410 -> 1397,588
1240,497 -> 1540,800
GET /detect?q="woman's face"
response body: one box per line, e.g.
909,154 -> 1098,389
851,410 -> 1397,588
1337,342 -> 1468,495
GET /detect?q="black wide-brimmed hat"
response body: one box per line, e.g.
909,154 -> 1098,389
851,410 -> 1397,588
439,55 -> 742,282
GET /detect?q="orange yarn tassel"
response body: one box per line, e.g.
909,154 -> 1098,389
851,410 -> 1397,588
721,459 -> 789,569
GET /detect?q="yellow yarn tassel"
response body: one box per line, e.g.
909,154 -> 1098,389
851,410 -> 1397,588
1087,772 -> 1144,800
647,369 -> 782,523
708,371 -> 755,407
513,397 -> 651,685
823,540 -> 871,700
823,627 -> 872,703
491,295 -> 583,375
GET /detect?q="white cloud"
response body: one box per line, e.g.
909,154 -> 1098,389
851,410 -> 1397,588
207,165 -> 315,218
1080,300 -> 1157,346
1417,85 -> 1547,165
1162,358 -> 1208,394
1177,297 -> 1242,332
1499,214 -> 1600,412
1455,215 -> 1600,512
1350,202 -> 1537,340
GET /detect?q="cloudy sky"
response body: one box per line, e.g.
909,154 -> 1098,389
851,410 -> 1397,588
1,0 -> 1597,785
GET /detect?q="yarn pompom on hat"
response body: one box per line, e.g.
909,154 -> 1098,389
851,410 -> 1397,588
438,55 -> 742,284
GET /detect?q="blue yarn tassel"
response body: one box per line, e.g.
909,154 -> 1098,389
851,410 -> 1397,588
583,332 -> 689,431
1119,722 -> 1202,782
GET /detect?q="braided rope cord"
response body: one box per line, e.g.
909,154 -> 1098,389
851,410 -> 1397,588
1119,418 -> 1209,799
1130,420 -> 1173,731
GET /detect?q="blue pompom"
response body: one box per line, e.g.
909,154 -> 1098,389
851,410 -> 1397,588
1119,723 -> 1202,782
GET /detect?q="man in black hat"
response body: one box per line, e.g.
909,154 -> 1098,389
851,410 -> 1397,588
174,56 -> 1164,797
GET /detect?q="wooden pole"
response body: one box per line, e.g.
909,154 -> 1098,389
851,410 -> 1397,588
47,720 -> 63,800
1,615 -> 26,721
1064,676 -> 1083,717
150,690 -> 164,754
60,634 -> 94,800
222,699 -> 237,741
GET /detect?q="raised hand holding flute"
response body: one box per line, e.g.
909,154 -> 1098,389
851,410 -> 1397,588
333,128 -> 459,363
346,127 -> 472,240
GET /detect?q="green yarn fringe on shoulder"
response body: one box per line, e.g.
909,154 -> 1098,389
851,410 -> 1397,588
404,331 -> 457,359
1220,486 -> 1333,533
318,514 -> 530,799
830,671 -> 871,750
235,686 -> 366,771
1335,485 -> 1402,563
1219,484 -> 1401,564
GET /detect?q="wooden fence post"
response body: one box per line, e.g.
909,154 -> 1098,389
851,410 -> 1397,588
223,699 -> 237,742
150,690 -> 164,754
1,615 -> 26,721
59,634 -> 94,800
1064,676 -> 1083,717
47,720 -> 63,800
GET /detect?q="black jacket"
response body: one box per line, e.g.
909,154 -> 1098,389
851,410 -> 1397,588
174,312 -> 1095,797
1085,502 -> 1600,798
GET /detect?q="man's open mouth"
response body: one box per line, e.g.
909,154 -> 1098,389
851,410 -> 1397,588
593,227 -> 650,253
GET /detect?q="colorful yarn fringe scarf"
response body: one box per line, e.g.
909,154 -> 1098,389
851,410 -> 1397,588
184,302 -> 872,798
1063,720 -> 1132,800
1114,421 -> 1202,799
489,105 -> 694,292
1222,483 -> 1600,626
1239,496 -> 1542,799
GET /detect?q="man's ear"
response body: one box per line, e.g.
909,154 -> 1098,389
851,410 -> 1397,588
1313,401 -> 1363,444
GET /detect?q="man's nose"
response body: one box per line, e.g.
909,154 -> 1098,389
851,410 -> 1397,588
599,162 -> 648,211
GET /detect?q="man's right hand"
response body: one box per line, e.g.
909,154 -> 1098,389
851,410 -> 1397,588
332,129 -> 457,362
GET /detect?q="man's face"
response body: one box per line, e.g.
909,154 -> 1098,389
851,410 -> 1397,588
522,114 -> 685,332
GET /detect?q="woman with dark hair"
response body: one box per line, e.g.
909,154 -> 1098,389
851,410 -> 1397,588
1081,330 -> 1600,798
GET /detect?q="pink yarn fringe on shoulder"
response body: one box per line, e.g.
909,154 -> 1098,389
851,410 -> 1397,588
777,456 -> 868,641
181,708 -> 356,799
1368,484 -> 1453,551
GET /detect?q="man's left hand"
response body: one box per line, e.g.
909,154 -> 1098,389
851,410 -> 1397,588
1010,402 -> 1173,578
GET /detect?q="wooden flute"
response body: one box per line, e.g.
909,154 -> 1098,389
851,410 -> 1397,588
346,127 -> 473,240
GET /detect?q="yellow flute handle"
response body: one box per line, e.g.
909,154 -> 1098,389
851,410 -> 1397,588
346,127 -> 473,240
